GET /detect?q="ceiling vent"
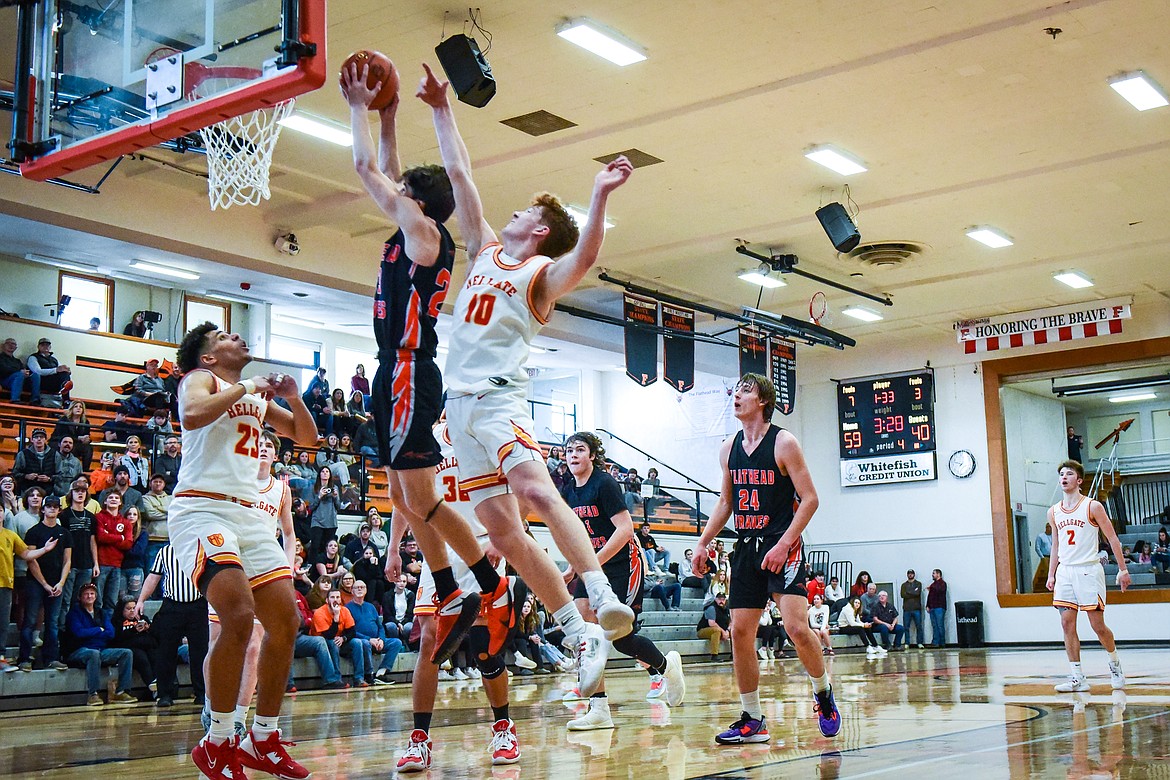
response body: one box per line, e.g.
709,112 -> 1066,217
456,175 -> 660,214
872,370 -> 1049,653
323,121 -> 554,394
594,148 -> 664,168
500,110 -> 577,136
845,240 -> 928,269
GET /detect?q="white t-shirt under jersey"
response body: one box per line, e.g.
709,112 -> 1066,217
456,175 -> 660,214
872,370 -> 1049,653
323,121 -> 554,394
1051,494 -> 1100,567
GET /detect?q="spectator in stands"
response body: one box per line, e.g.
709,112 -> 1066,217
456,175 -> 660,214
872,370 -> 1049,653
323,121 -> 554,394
292,497 -> 312,549
88,317 -> 101,331
53,436 -> 83,497
351,544 -> 385,605
101,407 -> 140,444
1032,523 -> 1053,593
381,574 -> 415,646
67,474 -> 101,515
351,364 -> 370,401
130,359 -> 169,409
58,481 -> 99,631
1130,540 -> 1153,565
111,597 -> 157,698
337,572 -> 357,606
123,311 -> 148,338
806,571 -> 826,605
144,407 -> 175,437
900,570 -> 925,648
17,494 -> 72,671
399,537 -> 423,586
697,592 -> 731,660
100,465 -> 144,514
851,571 -> 872,598
927,568 -> 947,648
0,337 -> 40,403
0,514 -> 59,672
119,435 -> 150,491
288,450 -> 316,502
1,474 -> 20,519
646,570 -> 682,611
89,451 -> 116,495
708,569 -> 729,600
94,492 -> 133,612
62,583 -> 136,705
135,543 -> 208,707
291,540 -> 313,596
140,475 -> 171,570
327,388 -> 354,440
345,578 -> 402,686
836,596 -> 883,657
871,591 -> 906,650
307,366 -> 329,397
27,338 -> 72,403
303,383 -> 330,436
316,433 -> 351,488
7,486 -> 43,628
121,506 -> 148,601
756,600 -> 785,659
860,581 -> 880,619
365,508 -> 388,553
313,589 -> 356,682
353,409 -> 380,469
824,575 -> 848,619
642,467 -> 663,517
637,522 -> 672,575
52,400 -> 93,469
309,468 -> 341,557
680,548 -> 708,590
343,522 -> 379,569
346,389 -> 368,427
808,593 -> 833,655
1067,426 -> 1084,462
509,595 -> 547,675
290,588 -> 347,691
313,538 -> 346,584
1153,526 -> 1170,573
13,427 -> 56,494
622,467 -> 643,515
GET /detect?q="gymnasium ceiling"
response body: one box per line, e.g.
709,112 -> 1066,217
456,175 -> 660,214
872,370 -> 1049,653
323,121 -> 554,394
1,0 -> 1169,374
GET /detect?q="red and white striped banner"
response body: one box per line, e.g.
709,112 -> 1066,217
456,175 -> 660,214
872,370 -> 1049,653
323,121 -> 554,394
955,296 -> 1131,354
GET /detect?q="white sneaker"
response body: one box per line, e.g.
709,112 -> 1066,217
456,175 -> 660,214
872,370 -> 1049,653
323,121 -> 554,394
397,729 -> 432,772
1108,661 -> 1125,690
757,647 -> 768,660
1055,675 -> 1090,692
866,646 -> 878,658
876,647 -> 888,657
467,667 -> 482,679
766,648 -> 775,659
575,623 -> 610,698
593,595 -> 635,642
452,668 -> 469,680
437,669 -> 455,681
513,654 -> 537,670
567,696 -> 615,731
662,650 -> 686,708
646,674 -> 666,700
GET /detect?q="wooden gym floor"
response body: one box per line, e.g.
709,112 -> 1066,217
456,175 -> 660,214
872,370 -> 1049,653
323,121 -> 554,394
2,646 -> 1166,778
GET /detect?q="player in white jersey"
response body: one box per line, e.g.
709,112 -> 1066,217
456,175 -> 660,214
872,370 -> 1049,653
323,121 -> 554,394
394,420 -> 523,772
1046,460 -> 1130,693
416,63 -> 634,697
172,323 -> 317,780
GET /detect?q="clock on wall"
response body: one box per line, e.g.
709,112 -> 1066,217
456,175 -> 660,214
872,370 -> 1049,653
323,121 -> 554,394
948,449 -> 977,479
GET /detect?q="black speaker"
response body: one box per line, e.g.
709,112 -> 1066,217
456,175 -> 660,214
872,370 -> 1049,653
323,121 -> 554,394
815,202 -> 861,253
435,34 -> 496,108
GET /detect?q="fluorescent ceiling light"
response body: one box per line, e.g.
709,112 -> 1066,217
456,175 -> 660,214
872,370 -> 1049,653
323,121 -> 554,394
565,205 -> 614,230
274,314 -> 323,328
966,227 -> 1013,248
207,292 -> 265,305
279,113 -> 353,146
842,305 -> 883,323
1053,270 -> 1094,289
1052,373 -> 1170,397
129,260 -> 199,280
1109,392 -> 1156,403
738,270 -> 786,289
804,145 -> 867,176
1108,71 -> 1169,111
24,253 -> 94,273
556,18 -> 647,66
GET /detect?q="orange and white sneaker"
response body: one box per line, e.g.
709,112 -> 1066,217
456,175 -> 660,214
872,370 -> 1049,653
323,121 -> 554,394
192,735 -> 248,780
431,589 -> 482,665
489,718 -> 521,765
397,729 -> 433,773
238,730 -> 310,779
484,577 -> 528,657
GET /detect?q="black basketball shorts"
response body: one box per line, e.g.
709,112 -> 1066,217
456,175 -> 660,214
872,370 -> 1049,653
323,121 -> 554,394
727,535 -> 808,610
372,357 -> 443,471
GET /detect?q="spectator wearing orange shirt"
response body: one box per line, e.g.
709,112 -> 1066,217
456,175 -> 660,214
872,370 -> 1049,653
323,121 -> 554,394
312,590 -> 356,684
806,571 -> 826,606
88,451 -> 116,496
94,492 -> 133,613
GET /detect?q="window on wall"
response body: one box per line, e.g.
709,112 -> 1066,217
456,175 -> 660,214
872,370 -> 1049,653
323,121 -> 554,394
269,335 -> 320,389
183,295 -> 230,334
335,347 -> 376,397
58,272 -> 113,331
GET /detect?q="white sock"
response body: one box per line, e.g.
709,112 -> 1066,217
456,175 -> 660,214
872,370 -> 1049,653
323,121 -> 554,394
810,672 -> 831,694
554,602 -> 588,644
739,690 -> 762,720
208,710 -> 234,744
252,714 -> 279,741
1069,662 -> 1083,678
1108,651 -> 1120,666
581,570 -> 611,608
233,704 -> 249,727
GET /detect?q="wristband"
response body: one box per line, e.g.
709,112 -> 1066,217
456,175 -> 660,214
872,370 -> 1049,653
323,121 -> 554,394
238,379 -> 257,395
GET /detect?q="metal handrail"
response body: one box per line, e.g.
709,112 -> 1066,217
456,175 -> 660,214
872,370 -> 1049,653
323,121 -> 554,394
596,427 -> 717,492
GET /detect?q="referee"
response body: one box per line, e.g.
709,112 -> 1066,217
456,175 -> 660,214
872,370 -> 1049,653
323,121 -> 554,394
134,543 -> 209,707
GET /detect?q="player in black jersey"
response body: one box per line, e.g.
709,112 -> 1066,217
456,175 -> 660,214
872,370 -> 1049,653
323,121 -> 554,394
559,432 -> 686,729
342,63 -> 516,667
693,374 -> 841,742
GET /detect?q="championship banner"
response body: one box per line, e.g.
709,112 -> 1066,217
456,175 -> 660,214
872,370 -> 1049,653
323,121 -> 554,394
954,296 -> 1132,354
739,325 -> 768,377
769,337 -> 797,415
662,303 -> 695,393
623,293 -> 658,386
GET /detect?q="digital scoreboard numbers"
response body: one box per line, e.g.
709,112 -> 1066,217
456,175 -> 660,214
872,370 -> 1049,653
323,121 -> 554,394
838,371 -> 935,459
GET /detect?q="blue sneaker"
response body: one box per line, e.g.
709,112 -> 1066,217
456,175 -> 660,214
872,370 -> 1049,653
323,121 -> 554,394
715,711 -> 770,744
815,687 -> 841,737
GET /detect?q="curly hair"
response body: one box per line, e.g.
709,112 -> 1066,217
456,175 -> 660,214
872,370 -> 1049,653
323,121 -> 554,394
564,431 -> 607,471
402,164 -> 455,223
531,192 -> 580,259
176,322 -> 218,373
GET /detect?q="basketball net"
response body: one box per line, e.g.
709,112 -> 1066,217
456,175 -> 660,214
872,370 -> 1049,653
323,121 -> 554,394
198,98 -> 295,210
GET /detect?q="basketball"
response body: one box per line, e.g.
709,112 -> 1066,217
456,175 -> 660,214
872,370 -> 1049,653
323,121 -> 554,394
341,50 -> 399,110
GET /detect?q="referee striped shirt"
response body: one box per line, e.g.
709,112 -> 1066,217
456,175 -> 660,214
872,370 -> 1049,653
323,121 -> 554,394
149,544 -> 203,603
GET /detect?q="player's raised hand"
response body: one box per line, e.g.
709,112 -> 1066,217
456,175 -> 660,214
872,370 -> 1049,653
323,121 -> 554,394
267,372 -> 300,400
415,63 -> 450,108
340,62 -> 382,109
594,156 -> 633,195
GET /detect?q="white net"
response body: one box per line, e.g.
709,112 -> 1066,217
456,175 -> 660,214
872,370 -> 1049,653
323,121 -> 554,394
198,98 -> 295,210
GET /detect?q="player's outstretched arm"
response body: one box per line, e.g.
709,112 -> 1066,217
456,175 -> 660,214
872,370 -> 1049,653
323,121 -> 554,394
533,157 -> 633,315
695,438 -> 735,571
343,63 -> 442,266
1093,500 -> 1132,591
416,63 -> 494,258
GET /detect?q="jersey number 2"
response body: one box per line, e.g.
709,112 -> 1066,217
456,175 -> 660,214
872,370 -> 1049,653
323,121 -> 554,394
1065,529 -> 1076,546
737,489 -> 760,512
464,293 -> 496,326
234,424 -> 259,458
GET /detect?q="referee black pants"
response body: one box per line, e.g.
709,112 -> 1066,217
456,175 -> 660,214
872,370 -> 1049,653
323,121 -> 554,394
153,597 -> 209,699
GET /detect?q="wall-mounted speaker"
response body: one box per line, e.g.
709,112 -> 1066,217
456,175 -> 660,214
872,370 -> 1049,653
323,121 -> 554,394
815,202 -> 861,253
435,34 -> 496,108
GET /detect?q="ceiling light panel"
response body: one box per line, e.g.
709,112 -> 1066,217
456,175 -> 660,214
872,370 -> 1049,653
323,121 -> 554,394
129,260 -> 199,280
842,306 -> 883,322
738,270 -> 786,289
966,227 -> 1013,248
279,113 -> 353,146
1108,71 -> 1169,111
1053,271 -> 1094,289
556,18 -> 647,66
804,145 -> 867,176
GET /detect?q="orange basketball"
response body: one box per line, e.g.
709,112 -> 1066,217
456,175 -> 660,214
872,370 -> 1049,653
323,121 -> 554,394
341,50 -> 400,110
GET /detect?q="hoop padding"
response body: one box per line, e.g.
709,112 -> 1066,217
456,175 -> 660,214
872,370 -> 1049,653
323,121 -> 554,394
198,98 -> 294,209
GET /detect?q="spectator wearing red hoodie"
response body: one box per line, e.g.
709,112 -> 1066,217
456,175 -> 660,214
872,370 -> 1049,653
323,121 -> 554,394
94,492 -> 133,613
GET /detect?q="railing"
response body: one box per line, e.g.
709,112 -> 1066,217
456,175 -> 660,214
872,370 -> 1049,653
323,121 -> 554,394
1117,476 -> 1170,526
529,399 -> 576,445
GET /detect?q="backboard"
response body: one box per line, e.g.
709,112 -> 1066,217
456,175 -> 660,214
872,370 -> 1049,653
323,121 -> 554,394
13,0 -> 325,181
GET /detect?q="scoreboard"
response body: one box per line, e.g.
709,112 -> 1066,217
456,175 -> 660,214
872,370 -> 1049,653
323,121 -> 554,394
837,370 -> 935,459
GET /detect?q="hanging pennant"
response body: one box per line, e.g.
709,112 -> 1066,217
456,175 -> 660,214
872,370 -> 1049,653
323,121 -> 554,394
623,293 -> 659,386
738,325 -> 768,377
769,337 -> 797,415
661,303 -> 695,393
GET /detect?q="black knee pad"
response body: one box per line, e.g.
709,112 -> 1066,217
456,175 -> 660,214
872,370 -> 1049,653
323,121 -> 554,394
476,652 -> 506,680
468,625 -> 506,679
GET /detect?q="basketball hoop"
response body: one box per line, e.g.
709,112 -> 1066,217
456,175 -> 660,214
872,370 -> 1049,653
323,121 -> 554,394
809,291 -> 828,326
187,63 -> 295,210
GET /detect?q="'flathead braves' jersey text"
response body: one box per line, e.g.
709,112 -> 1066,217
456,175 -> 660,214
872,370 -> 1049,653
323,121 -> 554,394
728,424 -> 797,538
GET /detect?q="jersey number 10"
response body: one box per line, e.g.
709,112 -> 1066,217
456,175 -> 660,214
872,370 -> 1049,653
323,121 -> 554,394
464,293 -> 496,326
